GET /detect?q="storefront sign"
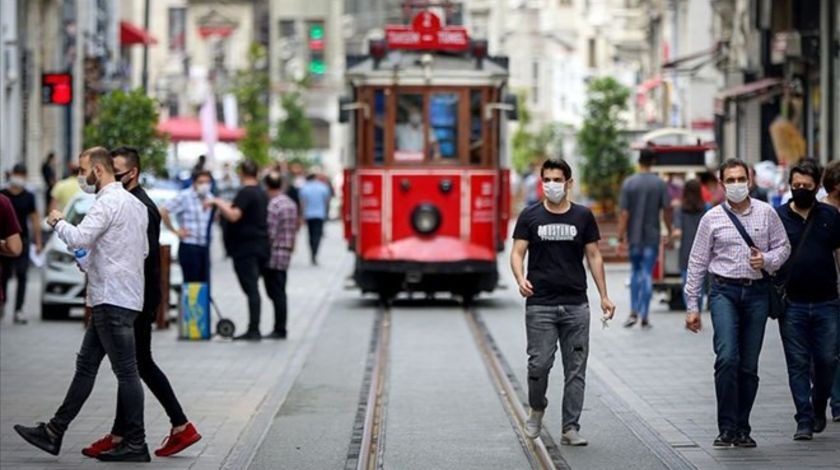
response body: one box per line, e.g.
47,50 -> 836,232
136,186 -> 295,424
385,11 -> 469,51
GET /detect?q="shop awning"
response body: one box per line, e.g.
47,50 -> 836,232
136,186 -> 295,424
120,21 -> 158,46
714,78 -> 783,114
157,117 -> 245,142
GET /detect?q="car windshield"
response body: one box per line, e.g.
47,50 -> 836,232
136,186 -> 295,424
65,197 -> 95,225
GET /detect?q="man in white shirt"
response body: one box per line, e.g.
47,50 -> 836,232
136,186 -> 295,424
14,147 -> 151,462
395,107 -> 440,159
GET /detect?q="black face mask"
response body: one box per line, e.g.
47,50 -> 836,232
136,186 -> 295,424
791,188 -> 817,208
114,171 -> 132,188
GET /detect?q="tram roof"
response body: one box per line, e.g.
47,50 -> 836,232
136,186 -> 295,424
345,51 -> 509,87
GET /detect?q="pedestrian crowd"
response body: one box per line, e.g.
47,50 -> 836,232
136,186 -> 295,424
3,146 -> 333,462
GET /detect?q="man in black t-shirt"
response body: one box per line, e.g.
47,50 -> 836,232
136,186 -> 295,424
1,164 -> 43,324
774,159 -> 840,441
511,159 -> 616,446
211,160 -> 269,341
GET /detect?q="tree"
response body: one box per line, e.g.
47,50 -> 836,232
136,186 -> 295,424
233,43 -> 271,166
577,77 -> 633,212
83,89 -> 168,175
274,92 -> 313,161
511,91 -> 567,173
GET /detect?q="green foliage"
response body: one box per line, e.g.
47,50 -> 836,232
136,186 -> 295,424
233,43 -> 271,166
274,92 -> 313,158
83,89 -> 168,175
511,91 -> 566,173
577,77 -> 633,208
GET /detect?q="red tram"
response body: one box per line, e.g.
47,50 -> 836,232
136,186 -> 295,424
339,10 -> 517,302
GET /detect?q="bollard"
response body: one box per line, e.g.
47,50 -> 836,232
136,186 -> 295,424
157,244 -> 171,329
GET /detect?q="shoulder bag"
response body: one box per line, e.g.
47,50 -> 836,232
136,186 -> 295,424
722,206 -> 815,320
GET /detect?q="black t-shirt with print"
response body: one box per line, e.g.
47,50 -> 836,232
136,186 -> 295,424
513,202 -> 600,306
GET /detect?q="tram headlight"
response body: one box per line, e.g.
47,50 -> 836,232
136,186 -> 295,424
411,204 -> 441,235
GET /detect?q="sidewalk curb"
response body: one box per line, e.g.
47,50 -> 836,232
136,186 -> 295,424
220,252 -> 353,470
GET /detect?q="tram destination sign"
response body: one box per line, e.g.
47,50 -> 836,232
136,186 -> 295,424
385,11 -> 469,51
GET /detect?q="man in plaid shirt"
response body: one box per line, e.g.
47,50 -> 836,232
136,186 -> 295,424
263,172 -> 298,339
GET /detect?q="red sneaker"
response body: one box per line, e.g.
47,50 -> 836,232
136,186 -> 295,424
82,434 -> 118,458
155,422 -> 202,457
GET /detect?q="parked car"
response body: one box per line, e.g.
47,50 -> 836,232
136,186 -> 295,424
40,189 -> 183,320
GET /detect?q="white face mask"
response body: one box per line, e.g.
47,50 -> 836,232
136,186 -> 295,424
725,182 -> 749,204
543,181 -> 566,204
9,176 -> 25,188
195,183 -> 211,197
78,174 -> 97,194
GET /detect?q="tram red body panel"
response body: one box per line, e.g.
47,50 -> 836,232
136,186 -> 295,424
389,171 -> 461,241
358,173 -> 384,254
363,236 -> 495,262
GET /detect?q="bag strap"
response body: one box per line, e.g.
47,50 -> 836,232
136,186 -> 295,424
722,205 -> 771,279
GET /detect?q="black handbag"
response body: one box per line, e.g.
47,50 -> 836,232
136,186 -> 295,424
722,206 -> 815,320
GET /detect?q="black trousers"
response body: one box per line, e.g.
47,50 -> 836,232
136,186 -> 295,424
233,255 -> 288,334
50,305 -> 146,444
112,313 -> 187,436
263,268 -> 288,334
306,218 -> 325,261
1,249 -> 28,312
179,243 -> 210,283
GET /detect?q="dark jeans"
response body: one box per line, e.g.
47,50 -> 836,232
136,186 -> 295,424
1,249 -> 28,312
306,218 -> 325,261
263,268 -> 288,334
50,304 -> 145,444
112,313 -> 187,437
179,243 -> 210,283
708,278 -> 769,434
779,299 -> 839,427
525,303 -> 590,432
629,244 -> 658,320
233,255 -> 265,334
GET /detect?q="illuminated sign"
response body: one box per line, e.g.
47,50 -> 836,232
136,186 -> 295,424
42,73 -> 73,105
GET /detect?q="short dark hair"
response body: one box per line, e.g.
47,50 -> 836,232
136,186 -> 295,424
238,160 -> 259,178
110,146 -> 141,172
718,158 -> 749,181
192,170 -> 213,182
823,160 -> 840,194
639,148 -> 656,166
263,172 -> 284,190
681,179 -> 705,213
11,163 -> 26,175
540,158 -> 572,180
788,157 -> 822,186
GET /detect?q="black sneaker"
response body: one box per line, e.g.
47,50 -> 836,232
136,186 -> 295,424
265,330 -> 287,340
14,422 -> 62,456
793,423 -> 813,441
833,411 -> 840,423
814,410 -> 827,433
96,441 -> 151,462
234,331 -> 261,341
735,432 -> 756,448
623,314 -> 638,328
712,431 -> 737,448
641,320 -> 652,330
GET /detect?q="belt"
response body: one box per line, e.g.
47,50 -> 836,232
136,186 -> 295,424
713,275 -> 766,286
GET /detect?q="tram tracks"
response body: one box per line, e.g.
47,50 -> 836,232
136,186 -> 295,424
345,303 -> 569,470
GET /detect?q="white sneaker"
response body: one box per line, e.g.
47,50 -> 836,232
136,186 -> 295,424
561,429 -> 588,446
524,409 -> 544,439
13,310 -> 27,325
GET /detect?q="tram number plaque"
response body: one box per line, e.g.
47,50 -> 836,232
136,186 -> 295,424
385,11 -> 469,51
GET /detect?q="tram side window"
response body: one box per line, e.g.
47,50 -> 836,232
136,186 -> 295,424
373,90 -> 386,164
470,90 -> 483,165
430,93 -> 458,161
395,93 -> 434,162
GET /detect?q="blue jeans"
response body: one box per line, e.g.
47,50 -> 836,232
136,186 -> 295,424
709,278 -> 769,434
50,304 -> 146,444
779,299 -> 840,427
525,304 -> 590,432
629,244 -> 658,320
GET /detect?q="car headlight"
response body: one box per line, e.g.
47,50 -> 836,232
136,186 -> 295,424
411,203 -> 441,235
47,251 -> 74,266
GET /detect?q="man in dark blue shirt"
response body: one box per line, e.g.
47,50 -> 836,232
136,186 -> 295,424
775,159 -> 840,441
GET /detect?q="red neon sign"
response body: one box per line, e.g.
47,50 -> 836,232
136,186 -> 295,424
385,11 -> 469,51
42,73 -> 73,105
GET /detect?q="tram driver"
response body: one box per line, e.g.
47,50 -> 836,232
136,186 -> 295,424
395,106 -> 440,161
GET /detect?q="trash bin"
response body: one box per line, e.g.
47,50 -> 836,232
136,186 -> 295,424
179,282 -> 211,340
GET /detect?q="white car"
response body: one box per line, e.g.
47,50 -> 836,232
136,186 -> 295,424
40,189 -> 184,320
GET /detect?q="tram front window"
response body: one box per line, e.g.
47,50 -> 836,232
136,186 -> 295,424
395,94 -> 439,162
430,93 -> 458,161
